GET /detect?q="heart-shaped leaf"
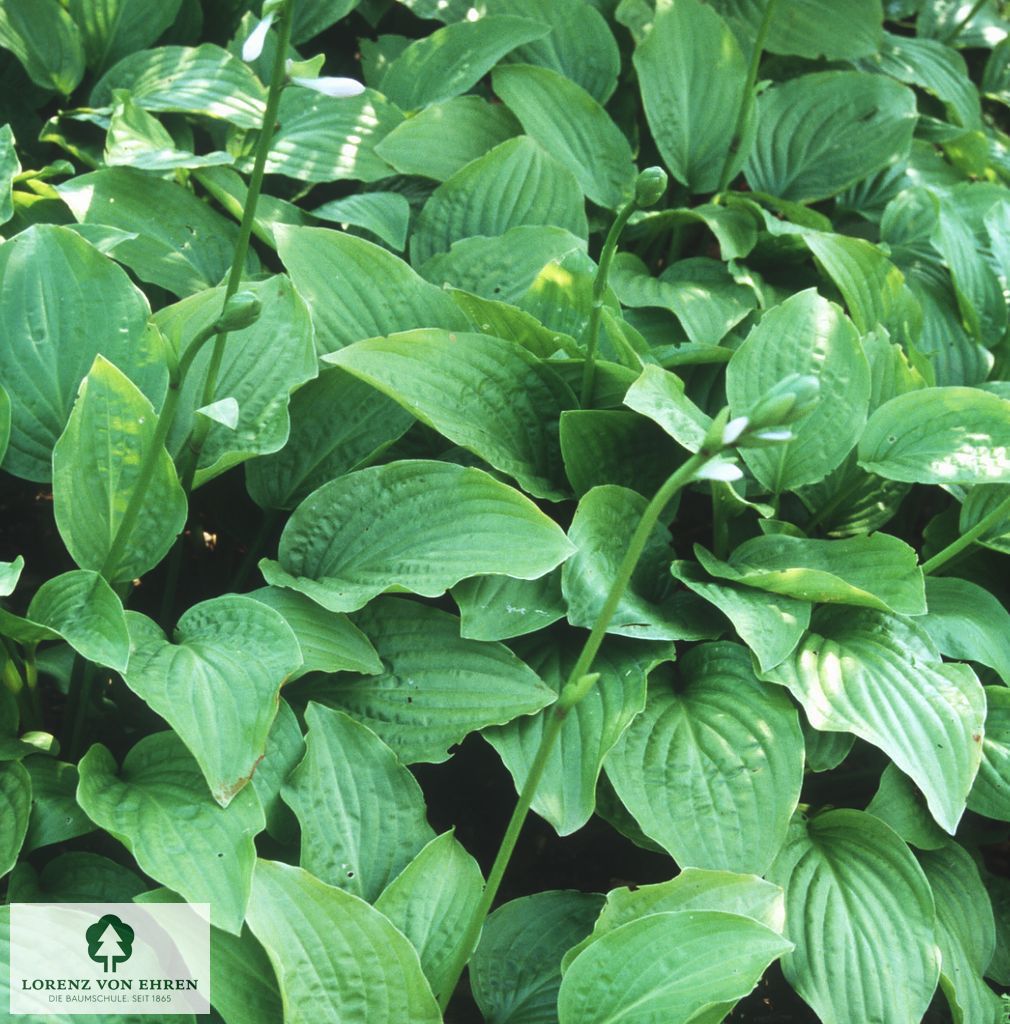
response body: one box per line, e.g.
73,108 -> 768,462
605,642 -> 804,874
76,733 -> 264,934
768,810 -> 939,1024
122,597 -> 301,806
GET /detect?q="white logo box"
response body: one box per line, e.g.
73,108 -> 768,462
9,903 -> 210,1016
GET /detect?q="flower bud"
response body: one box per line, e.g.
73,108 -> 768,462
290,75 -> 365,98
215,291 -> 262,333
747,373 -> 820,430
634,166 -> 668,208
242,15 -> 273,62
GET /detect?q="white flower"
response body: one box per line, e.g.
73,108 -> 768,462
721,415 -> 750,446
242,15 -> 274,62
695,459 -> 744,482
290,75 -> 366,98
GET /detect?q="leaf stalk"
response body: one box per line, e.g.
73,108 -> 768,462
922,491 -> 1010,574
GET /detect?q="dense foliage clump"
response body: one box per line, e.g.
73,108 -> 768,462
2,0 -> 1010,1021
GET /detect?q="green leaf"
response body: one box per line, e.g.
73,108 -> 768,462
0,569 -> 130,671
52,356 -> 186,583
764,607 -> 986,833
670,560 -> 810,673
563,485 -> 723,641
563,867 -> 786,973
0,556 -> 23,598
492,64 -> 634,209
249,699 -> 304,843
744,72 -> 917,202
864,32 -> 981,129
381,15 -> 548,109
470,891 -> 604,1024
486,0 -> 620,103
276,225 -> 469,352
726,289 -> 870,493
261,461 -> 575,614
921,577 -> 1010,684
154,275 -> 317,487
0,124 -> 20,227
867,763 -> 948,851
484,634 -> 656,836
76,732 -> 264,934
768,810 -> 940,1024
69,0 -> 185,74
104,89 -> 235,171
247,587 -> 381,679
375,831 -> 484,1003
204,923 -> 282,1024
694,533 -> 926,615
453,572 -> 566,641
0,224 -> 163,483
246,85 -> 403,183
0,761 -> 30,877
612,254 -> 756,346
92,43 -> 265,127
291,0 -> 360,43
8,851 -> 145,902
622,364 -> 712,454
0,0 -> 85,94
452,288 -> 581,359
804,232 -> 918,341
281,703 -> 435,901
311,192 -> 411,250
245,368 -> 413,510
122,597 -> 301,807
713,0 -> 883,60
327,329 -> 573,499
374,95 -> 519,182
960,483 -> 1010,554
22,756 -> 93,853
302,596 -> 556,763
969,687 -> 1010,821
933,199 -> 1006,344
422,224 -> 586,302
246,859 -> 441,1024
411,136 -> 588,266
634,0 -> 749,193
859,387 -> 1010,484
559,910 -> 792,1024
605,643 -> 803,874
919,842 -> 1002,1024
560,410 -> 682,498
58,168 -> 254,297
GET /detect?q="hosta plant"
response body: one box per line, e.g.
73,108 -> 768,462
1,0 -> 1010,1021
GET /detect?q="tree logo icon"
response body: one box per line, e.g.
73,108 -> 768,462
85,914 -> 135,974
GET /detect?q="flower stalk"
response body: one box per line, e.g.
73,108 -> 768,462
580,167 -> 668,407
437,374 -> 819,1013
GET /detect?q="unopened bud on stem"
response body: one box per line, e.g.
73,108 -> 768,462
634,166 -> 668,208
215,291 -> 262,333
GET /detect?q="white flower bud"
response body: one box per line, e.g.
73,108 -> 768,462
721,416 -> 750,446
242,15 -> 273,62
290,76 -> 366,98
695,459 -> 744,482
